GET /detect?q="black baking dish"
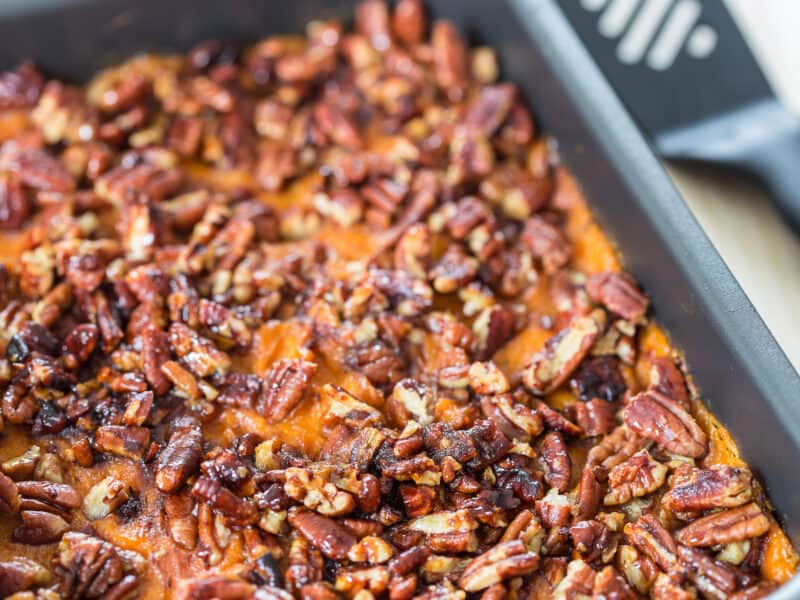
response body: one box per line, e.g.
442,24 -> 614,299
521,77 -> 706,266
1,0 -> 799,595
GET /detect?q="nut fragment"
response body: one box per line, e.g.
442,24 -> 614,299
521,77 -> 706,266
523,310 -> 605,395
83,476 -> 130,520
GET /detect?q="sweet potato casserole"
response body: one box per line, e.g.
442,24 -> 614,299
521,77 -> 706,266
0,1 -> 795,598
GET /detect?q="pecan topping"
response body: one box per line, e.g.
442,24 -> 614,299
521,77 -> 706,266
662,464 -> 754,517
675,503 -> 770,547
604,449 -> 668,506
623,391 -> 707,458
624,515 -> 678,572
288,508 -> 357,560
586,271 -> 649,322
259,358 -> 317,422
539,431 -> 571,493
155,423 -> 203,493
458,540 -> 539,592
523,309 -> 605,395
54,532 -> 140,600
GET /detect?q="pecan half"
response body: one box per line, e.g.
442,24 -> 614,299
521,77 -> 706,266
458,540 -> 539,592
624,514 -> 678,572
54,532 -> 140,600
523,309 -> 606,395
586,271 -> 649,322
539,431 -> 571,493
521,215 -> 570,274
94,425 -> 151,460
662,464 -> 754,517
155,424 -> 203,493
623,391 -> 707,458
258,358 -> 317,422
604,449 -> 668,506
192,476 -> 257,525
288,508 -> 357,560
675,503 -> 770,547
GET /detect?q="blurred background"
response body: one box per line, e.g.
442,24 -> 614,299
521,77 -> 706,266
648,1 -> 800,371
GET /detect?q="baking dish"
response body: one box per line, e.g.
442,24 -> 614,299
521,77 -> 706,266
0,0 -> 799,595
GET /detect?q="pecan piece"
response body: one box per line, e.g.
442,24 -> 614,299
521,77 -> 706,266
662,464 -> 754,517
288,508 -> 357,560
284,467 -> 355,517
141,327 -> 171,395
392,0 -> 426,45
521,215 -> 570,274
539,431 -> 571,493
458,540 -> 539,592
480,393 -> 542,441
0,557 -> 51,597
258,358 -> 317,422
464,84 -> 516,137
0,147 -> 75,192
82,476 -> 130,521
675,503 -> 770,547
468,361 -> 510,395
593,565 -> 637,600
94,425 -> 151,461
649,356 -> 690,408
677,544 -> 739,598
624,514 -> 678,572
54,532 -> 140,600
604,449 -> 668,506
523,309 -> 606,395
0,472 -> 20,513
0,173 -> 30,230
192,476 -> 257,525
155,424 -> 203,493
586,271 -> 649,322
569,520 -> 611,563
432,21 -> 468,101
623,391 -> 707,458
0,62 -> 44,109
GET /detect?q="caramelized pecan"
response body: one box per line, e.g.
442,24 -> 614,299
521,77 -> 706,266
259,358 -> 317,422
623,391 -> 707,458
675,503 -> 770,547
288,508 -> 357,560
539,431 -> 571,493
662,464 -> 754,517
624,515 -> 677,572
523,309 -> 605,395
586,271 -> 649,322
155,424 -> 203,493
458,540 -> 539,592
604,450 -> 668,506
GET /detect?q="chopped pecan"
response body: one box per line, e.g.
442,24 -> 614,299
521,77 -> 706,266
288,508 -> 357,560
284,467 -> 355,517
192,476 -> 257,525
587,424 -> 647,470
141,328 -> 171,395
604,450 -> 668,506
523,309 -> 605,395
82,476 -> 130,520
394,223 -> 431,278
164,492 -> 198,550
573,398 -> 617,437
593,565 -> 637,599
551,559 -> 595,598
0,472 -> 20,513
675,503 -> 770,547
662,464 -> 754,517
169,322 -> 231,377
94,425 -> 151,460
388,378 -> 433,427
458,540 -> 539,592
0,62 -> 44,109
623,391 -> 707,458
259,358 -> 317,422
569,520 -> 611,563
465,84 -> 516,137
570,356 -> 626,403
430,244 -> 478,294
473,304 -> 516,359
586,271 -> 649,322
468,361 -> 510,395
